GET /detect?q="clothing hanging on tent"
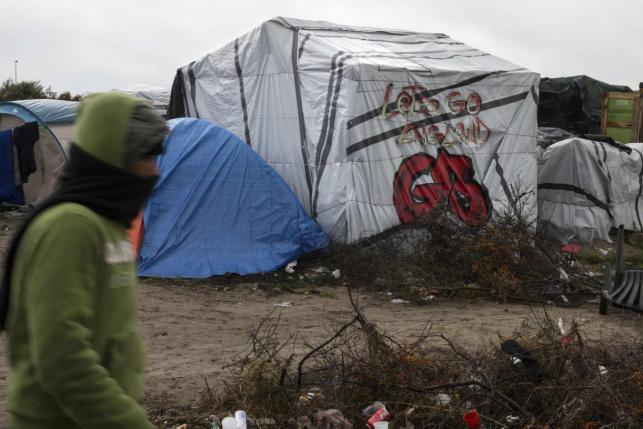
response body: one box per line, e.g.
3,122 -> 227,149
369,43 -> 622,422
0,129 -> 25,204
12,121 -> 39,183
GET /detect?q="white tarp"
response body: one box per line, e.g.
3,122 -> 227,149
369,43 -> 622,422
172,17 -> 540,243
112,83 -> 170,115
537,138 -> 643,243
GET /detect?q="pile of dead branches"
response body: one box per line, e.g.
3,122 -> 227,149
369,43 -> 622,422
324,197 -> 598,304
198,290 -> 642,429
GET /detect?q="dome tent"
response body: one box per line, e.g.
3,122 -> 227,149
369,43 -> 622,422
137,118 -> 329,277
0,99 -> 78,204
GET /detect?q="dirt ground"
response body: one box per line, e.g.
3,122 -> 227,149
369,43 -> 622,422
0,211 -> 642,428
1,282 -> 642,428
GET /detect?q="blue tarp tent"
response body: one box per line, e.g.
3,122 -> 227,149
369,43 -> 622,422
138,118 -> 329,277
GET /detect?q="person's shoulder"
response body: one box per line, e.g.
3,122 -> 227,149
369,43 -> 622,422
15,203 -> 107,261
26,203 -> 107,242
34,203 -> 103,228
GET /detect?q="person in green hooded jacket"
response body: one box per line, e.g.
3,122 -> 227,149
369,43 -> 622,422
0,93 -> 168,428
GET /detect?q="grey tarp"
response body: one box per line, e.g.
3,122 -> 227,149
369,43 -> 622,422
538,138 -> 643,243
111,84 -> 170,116
169,17 -> 540,243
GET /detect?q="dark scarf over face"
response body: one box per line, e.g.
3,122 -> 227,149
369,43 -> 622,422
0,144 -> 158,329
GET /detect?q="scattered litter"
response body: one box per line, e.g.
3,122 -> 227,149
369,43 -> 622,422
390,299 -> 410,305
285,261 -> 297,274
561,294 -> 569,304
501,339 -> 542,377
298,390 -> 322,406
557,317 -> 566,335
362,401 -> 386,417
559,318 -> 573,346
365,403 -> 390,428
561,243 -> 583,254
313,266 -> 330,275
423,294 -> 436,301
253,418 -> 276,427
462,409 -> 480,429
505,414 -> 520,423
331,269 -> 341,279
274,301 -> 293,308
221,417 -> 236,429
436,393 -> 452,406
599,365 -> 608,376
235,410 -> 247,429
209,415 -> 221,429
558,267 -> 569,282
208,298 -> 640,429
597,248 -> 609,256
467,378 -> 482,391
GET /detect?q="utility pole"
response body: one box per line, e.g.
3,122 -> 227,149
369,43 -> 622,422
14,60 -> 18,83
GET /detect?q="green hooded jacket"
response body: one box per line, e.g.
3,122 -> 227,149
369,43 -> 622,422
6,93 -> 157,429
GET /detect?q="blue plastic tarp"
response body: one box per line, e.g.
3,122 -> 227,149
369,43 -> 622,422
0,100 -> 78,124
138,118 -> 329,277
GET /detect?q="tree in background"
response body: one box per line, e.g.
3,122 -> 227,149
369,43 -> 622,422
56,91 -> 82,102
0,79 -> 81,101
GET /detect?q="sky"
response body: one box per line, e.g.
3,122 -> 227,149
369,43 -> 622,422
1,0 -> 641,95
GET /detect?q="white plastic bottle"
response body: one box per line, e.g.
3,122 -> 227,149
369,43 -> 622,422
221,417 -> 237,429
234,410 -> 247,429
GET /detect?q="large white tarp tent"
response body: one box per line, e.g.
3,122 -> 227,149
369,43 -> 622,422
538,138 -> 643,243
169,17 -> 540,243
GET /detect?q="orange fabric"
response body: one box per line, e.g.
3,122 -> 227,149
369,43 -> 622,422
127,211 -> 144,256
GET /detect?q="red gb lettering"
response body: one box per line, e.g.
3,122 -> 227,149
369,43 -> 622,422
393,149 -> 491,225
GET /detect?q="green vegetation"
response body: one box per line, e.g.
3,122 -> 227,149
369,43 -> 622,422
0,79 -> 81,101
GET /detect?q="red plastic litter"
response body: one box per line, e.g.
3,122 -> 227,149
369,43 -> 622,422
562,335 -> 572,347
463,409 -> 481,429
561,243 -> 583,254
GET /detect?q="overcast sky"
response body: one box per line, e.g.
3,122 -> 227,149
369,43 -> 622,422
1,0 -> 641,94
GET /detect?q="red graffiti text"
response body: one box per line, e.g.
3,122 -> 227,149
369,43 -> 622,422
381,83 -> 491,146
393,150 -> 491,225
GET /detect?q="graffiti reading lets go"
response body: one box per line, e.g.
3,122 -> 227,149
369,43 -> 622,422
381,83 -> 491,147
